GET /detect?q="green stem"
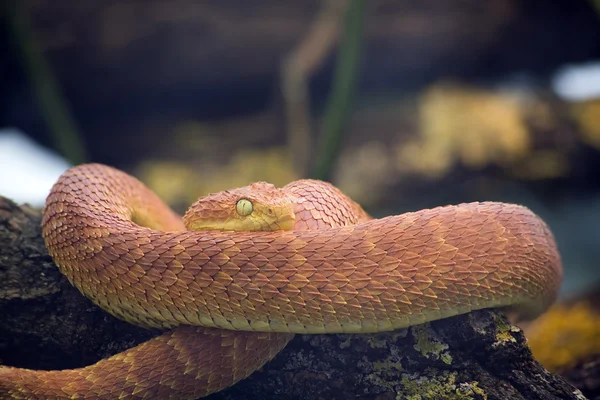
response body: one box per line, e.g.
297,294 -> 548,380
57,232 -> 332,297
4,1 -> 87,164
311,0 -> 365,180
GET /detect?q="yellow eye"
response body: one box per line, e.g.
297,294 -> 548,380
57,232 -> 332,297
236,199 -> 253,216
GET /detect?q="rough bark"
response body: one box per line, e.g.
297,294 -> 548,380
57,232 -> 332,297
0,196 -> 588,399
0,196 -> 157,370
558,355 -> 600,400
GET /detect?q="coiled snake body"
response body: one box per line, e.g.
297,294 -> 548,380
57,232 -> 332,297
0,164 -> 562,399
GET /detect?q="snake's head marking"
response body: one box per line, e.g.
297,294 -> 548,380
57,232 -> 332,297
183,181 -> 296,232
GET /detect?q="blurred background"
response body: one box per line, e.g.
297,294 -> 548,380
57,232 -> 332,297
1,0 -> 600,372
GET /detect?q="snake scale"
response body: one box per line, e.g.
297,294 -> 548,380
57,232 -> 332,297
0,163 -> 562,399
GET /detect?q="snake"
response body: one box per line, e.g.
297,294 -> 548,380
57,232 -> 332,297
0,163 -> 562,399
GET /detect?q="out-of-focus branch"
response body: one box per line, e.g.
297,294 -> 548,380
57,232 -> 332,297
281,0 -> 349,176
3,1 -> 87,164
311,0 -> 365,181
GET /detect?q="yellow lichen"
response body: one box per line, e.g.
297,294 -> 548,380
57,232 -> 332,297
457,382 -> 488,400
524,301 -> 600,371
399,370 -> 486,400
372,360 -> 404,374
412,325 -> 453,365
570,99 -> 600,149
367,330 -> 408,349
136,161 -> 198,208
397,83 -> 531,178
509,150 -> 570,180
137,147 -> 298,209
492,313 -> 518,345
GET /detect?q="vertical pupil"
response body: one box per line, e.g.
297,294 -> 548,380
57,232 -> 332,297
237,199 -> 253,216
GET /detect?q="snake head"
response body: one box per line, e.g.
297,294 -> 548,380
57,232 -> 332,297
183,182 -> 296,232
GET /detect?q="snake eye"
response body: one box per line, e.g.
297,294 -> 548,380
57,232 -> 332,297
236,198 -> 253,216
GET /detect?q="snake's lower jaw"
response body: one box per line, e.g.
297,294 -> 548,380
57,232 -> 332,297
276,215 -> 295,231
186,217 -> 295,232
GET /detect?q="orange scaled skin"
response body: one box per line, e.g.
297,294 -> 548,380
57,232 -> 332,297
0,166 -> 370,400
0,164 -> 562,399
